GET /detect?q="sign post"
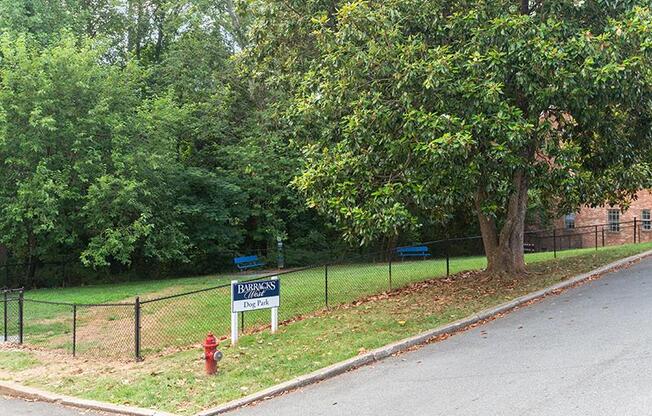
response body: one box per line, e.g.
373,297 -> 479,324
231,280 -> 239,346
276,236 -> 284,269
231,278 -> 281,342
271,276 -> 278,333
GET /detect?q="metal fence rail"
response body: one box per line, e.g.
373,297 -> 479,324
2,219 -> 648,360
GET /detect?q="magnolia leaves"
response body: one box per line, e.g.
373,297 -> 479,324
253,0 -> 652,245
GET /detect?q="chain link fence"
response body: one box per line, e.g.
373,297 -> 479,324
2,219 -> 648,360
15,298 -> 136,358
0,288 -> 23,344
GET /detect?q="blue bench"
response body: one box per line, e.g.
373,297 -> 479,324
233,255 -> 265,271
395,246 -> 431,260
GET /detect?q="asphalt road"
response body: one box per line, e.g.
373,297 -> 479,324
0,396 -> 108,415
231,256 -> 652,416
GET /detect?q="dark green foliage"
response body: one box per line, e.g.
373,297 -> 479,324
3,0 -> 650,284
247,0 -> 652,273
0,2 -> 340,287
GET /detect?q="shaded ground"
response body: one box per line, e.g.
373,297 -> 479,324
231,256 -> 652,416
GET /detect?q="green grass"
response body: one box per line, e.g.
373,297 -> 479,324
1,242 -> 650,414
21,245 -> 621,306
13,243 -> 652,356
24,273 -> 236,304
7,250 -> 568,306
0,351 -> 39,371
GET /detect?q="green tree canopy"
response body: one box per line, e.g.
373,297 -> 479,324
0,34 -> 245,276
0,18 -> 335,285
249,0 -> 652,273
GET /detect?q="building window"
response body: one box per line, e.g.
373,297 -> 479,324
643,210 -> 651,231
608,209 -> 620,232
564,213 -> 576,229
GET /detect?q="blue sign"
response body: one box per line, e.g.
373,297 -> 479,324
232,279 -> 280,312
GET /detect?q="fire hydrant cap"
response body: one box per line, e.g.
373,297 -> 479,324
204,333 -> 217,348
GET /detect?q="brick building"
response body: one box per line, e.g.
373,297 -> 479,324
528,190 -> 652,251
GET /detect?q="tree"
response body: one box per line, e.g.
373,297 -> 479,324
0,33 -> 143,276
0,2 -> 346,285
0,33 -> 244,277
249,0 -> 652,274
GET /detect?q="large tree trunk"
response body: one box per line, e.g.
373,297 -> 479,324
476,168 -> 529,275
475,0 -> 533,275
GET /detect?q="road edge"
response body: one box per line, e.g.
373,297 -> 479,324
197,248 -> 652,415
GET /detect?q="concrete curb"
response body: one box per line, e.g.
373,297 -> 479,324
0,380 -> 178,416
198,249 -> 652,415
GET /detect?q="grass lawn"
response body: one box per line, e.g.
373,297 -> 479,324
0,243 -> 650,414
12,244 -> 652,356
21,244 -> 616,305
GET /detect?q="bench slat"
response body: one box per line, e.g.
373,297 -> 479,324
234,255 -> 259,264
396,246 -> 429,253
395,246 -> 431,259
234,255 -> 265,271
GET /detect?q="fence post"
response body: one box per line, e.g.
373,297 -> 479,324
324,264 -> 329,307
240,312 -> 244,333
18,290 -> 23,344
634,217 -> 637,243
134,297 -> 141,361
594,225 -> 598,250
4,265 -> 8,288
388,255 -> 392,291
3,291 -> 6,342
445,241 -> 450,277
553,229 -> 557,258
72,305 -> 77,357
602,227 -> 605,247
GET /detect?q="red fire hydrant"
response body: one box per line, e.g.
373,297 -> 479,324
203,333 -> 222,375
